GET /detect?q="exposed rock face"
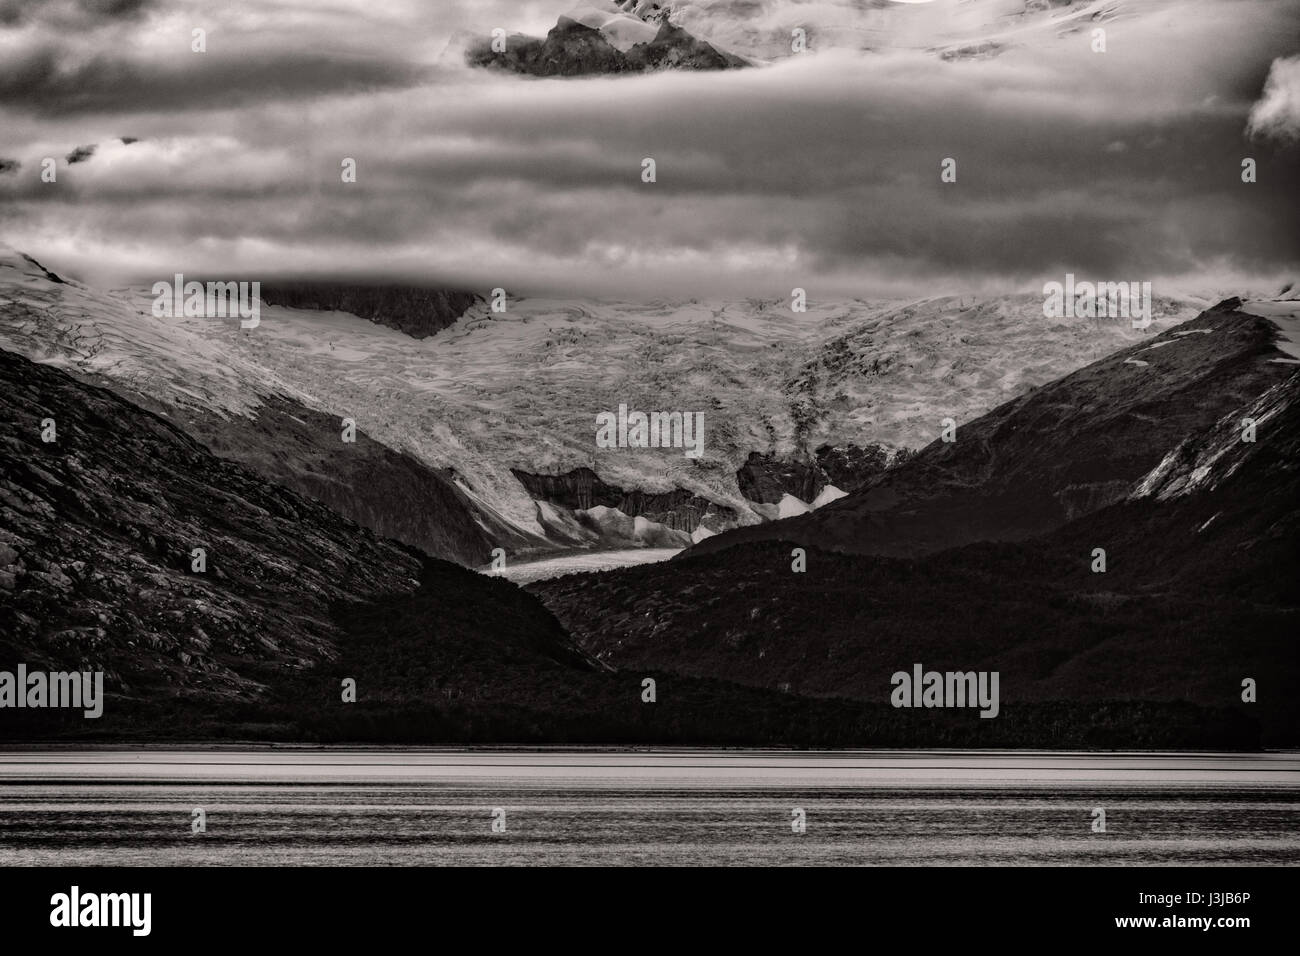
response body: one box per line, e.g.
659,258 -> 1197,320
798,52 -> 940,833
467,16 -> 746,76
1130,371 -> 1299,503
519,444 -> 900,540
735,452 -> 822,505
470,18 -> 627,76
0,346 -> 425,703
19,253 -> 63,284
512,466 -> 733,533
257,283 -> 480,340
618,0 -> 671,23
815,443 -> 891,493
736,443 -> 893,505
688,301 -> 1295,559
626,20 -> 747,69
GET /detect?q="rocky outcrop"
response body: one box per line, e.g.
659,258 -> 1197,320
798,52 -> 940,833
736,443 -> 893,505
512,466 -> 733,533
19,253 -> 64,284
467,16 -> 746,76
1129,371 -> 1299,503
470,18 -> 627,76
257,283 -> 480,340
815,443 -> 891,493
735,452 -> 822,505
625,20 -> 747,69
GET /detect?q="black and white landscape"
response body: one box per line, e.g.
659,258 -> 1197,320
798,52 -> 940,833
1,0 -> 1299,871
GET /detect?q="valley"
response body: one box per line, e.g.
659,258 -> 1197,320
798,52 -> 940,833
0,246 -> 1199,565
3,281 -> 1292,747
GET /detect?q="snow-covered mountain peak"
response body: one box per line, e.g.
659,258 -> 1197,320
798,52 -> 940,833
565,0 -> 661,51
645,0 -> 1130,60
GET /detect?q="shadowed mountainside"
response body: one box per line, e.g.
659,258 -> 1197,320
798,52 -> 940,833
0,346 -> 604,739
534,329 -> 1300,743
0,347 -> 1264,748
686,300 -> 1293,559
0,347 -> 425,702
166,395 -> 506,567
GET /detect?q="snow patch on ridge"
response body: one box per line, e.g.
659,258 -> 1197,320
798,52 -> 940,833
1130,375 -> 1294,501
777,493 -> 811,518
566,0 -> 659,51
810,483 -> 848,509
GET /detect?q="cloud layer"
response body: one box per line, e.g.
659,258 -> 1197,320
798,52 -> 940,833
1,0 -> 1298,297
1248,54 -> 1300,144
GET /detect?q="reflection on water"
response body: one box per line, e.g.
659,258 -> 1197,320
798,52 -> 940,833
1,750 -> 1297,865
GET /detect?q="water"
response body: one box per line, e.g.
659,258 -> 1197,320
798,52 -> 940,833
1,750 -> 1296,865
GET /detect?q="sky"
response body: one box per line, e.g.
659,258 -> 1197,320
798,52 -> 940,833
0,0 -> 1298,299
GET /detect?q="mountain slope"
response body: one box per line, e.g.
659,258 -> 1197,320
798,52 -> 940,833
533,367 -> 1300,743
0,346 -> 424,704
1,346 -> 1272,748
0,346 -> 603,738
179,396 -> 505,567
686,299 -> 1293,559
0,248 -> 504,566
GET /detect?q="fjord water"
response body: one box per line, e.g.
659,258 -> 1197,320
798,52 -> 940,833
1,750 -> 1296,866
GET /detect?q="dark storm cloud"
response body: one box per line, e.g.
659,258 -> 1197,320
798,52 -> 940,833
0,0 -> 153,27
0,46 -> 432,114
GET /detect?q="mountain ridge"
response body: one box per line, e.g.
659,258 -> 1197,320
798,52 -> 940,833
684,299 -> 1294,559
533,360 -> 1299,741
466,4 -> 749,76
